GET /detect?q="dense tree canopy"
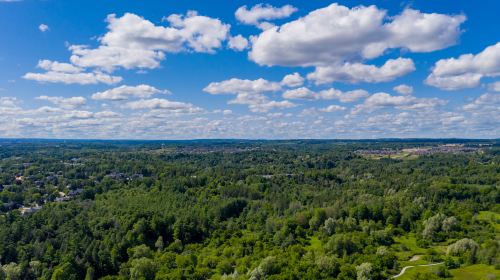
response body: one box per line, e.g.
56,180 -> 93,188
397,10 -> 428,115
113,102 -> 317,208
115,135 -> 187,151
0,139 -> 498,279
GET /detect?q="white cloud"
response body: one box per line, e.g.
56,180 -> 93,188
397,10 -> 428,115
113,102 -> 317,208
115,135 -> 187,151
489,81 -> 500,92
393,84 -> 413,95
0,97 -> 20,114
37,59 -> 82,73
318,89 -> 369,103
204,78 -> 293,113
461,93 -> 500,130
69,45 -> 165,72
249,3 -> 465,67
33,106 -> 62,114
385,9 -> 466,53
235,4 -> 297,29
123,98 -> 202,113
319,105 -> 346,112
307,58 -> 415,84
0,94 -> 497,139
247,100 -> 296,113
94,111 -> 121,118
69,12 -> 230,72
36,95 -> 86,109
281,72 -> 304,87
23,70 -> 122,85
228,35 -> 249,51
463,93 -> 500,111
38,24 -> 49,32
163,11 -> 230,53
282,87 -> 316,100
282,87 -> 369,103
203,78 -> 281,95
64,110 -> 94,119
352,92 -> 447,114
425,42 -> 500,90
425,73 -> 482,90
23,59 -> 122,85
92,84 -> 169,101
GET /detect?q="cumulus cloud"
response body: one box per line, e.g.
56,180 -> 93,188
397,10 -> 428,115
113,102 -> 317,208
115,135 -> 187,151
36,95 -> 86,109
204,78 -> 295,113
385,9 -> 466,53
94,111 -> 121,118
307,58 -> 415,84
489,81 -> 500,92
352,92 -> 447,114
0,97 -> 21,116
38,24 -> 49,32
463,93 -> 500,111
318,89 -> 369,103
92,84 -> 169,101
23,60 -> 122,85
63,110 -> 94,119
69,12 -> 230,72
393,84 -> 413,95
225,92 -> 295,113
235,4 -> 297,30
69,45 -> 165,72
203,78 -> 281,95
249,3 -> 465,67
283,87 -> 369,103
23,70 -> 122,85
281,72 -> 304,87
228,35 -> 249,51
282,87 -> 316,100
248,100 -> 296,113
461,93 -> 500,131
319,105 -> 346,112
37,59 -> 82,73
123,98 -> 202,113
425,42 -> 500,90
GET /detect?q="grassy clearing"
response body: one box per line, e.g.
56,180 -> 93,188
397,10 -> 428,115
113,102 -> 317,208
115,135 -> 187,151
393,234 -> 427,258
395,264 -> 499,279
450,264 -> 499,280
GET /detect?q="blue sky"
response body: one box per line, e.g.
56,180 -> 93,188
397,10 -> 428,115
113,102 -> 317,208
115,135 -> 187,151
0,0 -> 498,139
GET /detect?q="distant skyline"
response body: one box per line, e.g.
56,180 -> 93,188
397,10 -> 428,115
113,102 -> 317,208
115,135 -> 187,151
0,0 -> 499,139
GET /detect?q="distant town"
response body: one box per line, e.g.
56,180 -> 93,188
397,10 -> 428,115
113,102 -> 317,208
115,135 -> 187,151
356,143 -> 491,159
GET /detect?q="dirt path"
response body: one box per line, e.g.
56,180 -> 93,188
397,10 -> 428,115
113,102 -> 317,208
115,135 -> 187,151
391,262 -> 444,278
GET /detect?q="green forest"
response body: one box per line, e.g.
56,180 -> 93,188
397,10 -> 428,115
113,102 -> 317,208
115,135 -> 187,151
0,139 -> 498,279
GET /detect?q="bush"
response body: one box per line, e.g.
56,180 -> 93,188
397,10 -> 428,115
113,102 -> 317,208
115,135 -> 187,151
447,238 -> 479,256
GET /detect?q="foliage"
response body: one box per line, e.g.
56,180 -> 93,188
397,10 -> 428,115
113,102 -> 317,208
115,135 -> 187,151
0,139 -> 497,279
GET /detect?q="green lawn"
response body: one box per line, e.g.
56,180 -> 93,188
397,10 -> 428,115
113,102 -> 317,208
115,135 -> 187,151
395,264 -> 499,280
450,264 -> 499,280
394,234 -> 426,253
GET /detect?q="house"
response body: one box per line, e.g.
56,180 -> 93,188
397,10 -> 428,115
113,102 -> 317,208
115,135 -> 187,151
15,175 -> 24,184
20,205 -> 42,216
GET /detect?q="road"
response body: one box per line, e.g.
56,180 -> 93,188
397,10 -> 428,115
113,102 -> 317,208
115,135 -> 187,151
391,262 -> 444,278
